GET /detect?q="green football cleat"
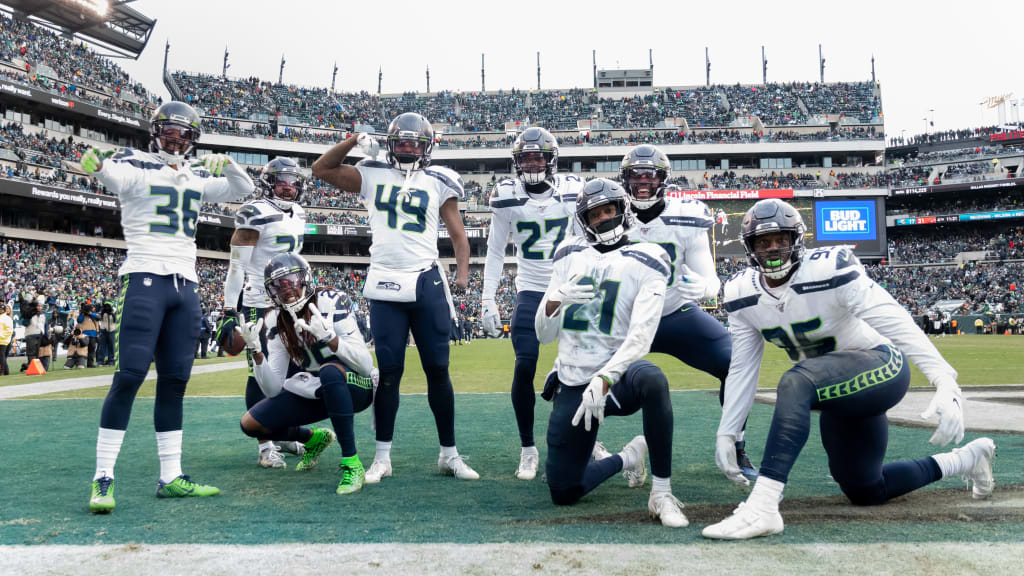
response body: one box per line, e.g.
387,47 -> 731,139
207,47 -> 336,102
89,476 -> 116,514
296,428 -> 336,471
336,456 -> 366,495
156,475 -> 221,498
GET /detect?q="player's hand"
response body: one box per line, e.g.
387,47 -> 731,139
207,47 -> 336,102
292,304 -> 336,344
239,318 -> 264,352
81,147 -> 114,174
215,309 -> 239,347
571,376 -> 608,432
715,434 -> 750,486
454,272 -> 469,290
481,299 -> 501,337
921,377 -> 964,446
356,133 -> 380,158
676,264 -> 708,302
555,274 -> 598,307
197,153 -> 232,176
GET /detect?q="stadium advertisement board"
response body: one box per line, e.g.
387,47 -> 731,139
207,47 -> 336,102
667,189 -> 794,200
959,209 -> 1024,222
895,215 -> 959,226
891,177 -> 1024,196
814,200 -> 877,241
0,79 -> 148,129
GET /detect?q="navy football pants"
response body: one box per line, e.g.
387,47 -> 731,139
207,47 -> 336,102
545,360 -> 673,506
99,273 -> 200,432
369,267 -> 456,447
509,290 -> 545,448
760,345 -> 942,505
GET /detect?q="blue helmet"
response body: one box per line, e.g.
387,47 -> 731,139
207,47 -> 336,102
386,112 -> 433,171
512,127 -> 559,185
264,253 -> 315,314
575,178 -> 634,246
740,199 -> 807,280
620,145 -> 671,209
260,157 -> 304,210
149,101 -> 201,166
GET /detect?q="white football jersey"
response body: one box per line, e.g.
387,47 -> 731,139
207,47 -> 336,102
355,160 -> 462,274
717,245 -> 958,437
630,197 -> 719,314
94,148 -> 254,283
483,175 -> 584,299
536,237 -> 670,386
234,199 -> 307,308
254,290 -> 374,398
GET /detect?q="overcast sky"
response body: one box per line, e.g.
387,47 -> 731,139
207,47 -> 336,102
115,0 -> 1021,140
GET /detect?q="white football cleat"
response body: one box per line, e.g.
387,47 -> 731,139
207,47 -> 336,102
649,491 -> 689,528
277,441 -> 306,456
702,501 -> 784,540
592,441 -> 612,462
364,459 -> 392,484
515,451 -> 539,480
258,445 -> 286,469
439,453 -> 480,480
621,435 -> 648,488
956,437 -> 996,499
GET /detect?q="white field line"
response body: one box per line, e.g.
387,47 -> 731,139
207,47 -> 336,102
0,362 -> 246,400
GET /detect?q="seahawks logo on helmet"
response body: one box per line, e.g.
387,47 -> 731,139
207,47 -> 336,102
264,253 -> 315,314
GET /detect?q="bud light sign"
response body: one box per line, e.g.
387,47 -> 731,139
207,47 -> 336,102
815,200 -> 877,241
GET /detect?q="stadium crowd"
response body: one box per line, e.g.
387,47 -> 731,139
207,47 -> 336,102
889,124 -> 1023,147
887,193 -> 1023,218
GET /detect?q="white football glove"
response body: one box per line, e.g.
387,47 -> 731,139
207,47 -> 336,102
920,377 -> 964,446
356,132 -> 380,158
715,434 -> 750,486
675,264 -> 709,302
555,274 -> 598,307
481,299 -> 501,337
292,304 -> 337,344
197,153 -> 232,177
239,318 -> 264,352
571,376 -> 608,432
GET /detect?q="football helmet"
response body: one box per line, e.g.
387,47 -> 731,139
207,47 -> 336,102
264,253 -> 315,315
575,178 -> 634,246
512,127 -> 559,185
620,145 -> 671,210
149,101 -> 201,166
259,157 -> 304,210
386,112 -> 433,171
740,199 -> 806,280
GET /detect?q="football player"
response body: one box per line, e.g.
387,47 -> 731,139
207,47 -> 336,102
82,101 -> 255,514
619,145 -> 752,479
311,113 -> 478,484
216,157 -> 308,469
481,127 -> 583,480
239,253 -> 376,494
703,199 -> 996,540
535,179 -> 688,528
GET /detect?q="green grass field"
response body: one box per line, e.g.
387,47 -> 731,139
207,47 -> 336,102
12,335 -> 1024,400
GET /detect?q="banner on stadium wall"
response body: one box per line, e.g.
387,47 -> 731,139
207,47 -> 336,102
0,79 -> 148,130
990,130 -> 1024,145
814,200 -> 877,241
666,189 -> 794,201
303,223 -> 486,238
894,215 -> 959,226
959,209 -> 1024,222
891,177 -> 1024,196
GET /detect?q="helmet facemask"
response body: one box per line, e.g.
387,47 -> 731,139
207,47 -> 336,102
261,171 -> 303,210
151,122 -> 198,166
623,166 -> 667,210
514,150 -> 555,185
581,198 -> 631,246
387,133 -> 430,171
265,268 -> 314,315
744,229 -> 804,280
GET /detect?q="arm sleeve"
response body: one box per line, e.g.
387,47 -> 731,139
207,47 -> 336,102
223,244 -> 253,310
596,271 -> 666,383
253,329 -> 289,398
717,313 -> 766,437
684,229 -> 721,299
94,154 -> 145,198
482,209 -> 511,302
839,269 -> 958,385
332,315 -> 374,377
201,158 -> 256,203
535,257 -> 569,345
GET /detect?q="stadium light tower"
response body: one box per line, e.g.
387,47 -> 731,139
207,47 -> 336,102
332,62 -> 338,94
761,46 -> 767,84
819,44 -> 825,83
706,47 -> 710,87
481,53 -> 486,92
426,65 -> 430,94
537,52 -> 541,91
279,54 -> 285,85
222,46 -> 229,79
378,66 -> 382,95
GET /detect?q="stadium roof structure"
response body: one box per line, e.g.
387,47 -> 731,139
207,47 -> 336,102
0,0 -> 155,59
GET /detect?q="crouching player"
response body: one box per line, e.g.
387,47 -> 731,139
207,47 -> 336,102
536,178 -> 688,528
239,253 -> 377,494
703,199 -> 995,540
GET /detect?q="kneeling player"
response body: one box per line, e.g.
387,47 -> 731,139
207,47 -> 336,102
536,178 -> 687,528
239,254 -> 377,494
703,199 -> 995,540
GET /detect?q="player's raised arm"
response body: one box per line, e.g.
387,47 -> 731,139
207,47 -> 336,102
311,133 -> 368,193
199,154 -> 256,203
83,147 -> 145,197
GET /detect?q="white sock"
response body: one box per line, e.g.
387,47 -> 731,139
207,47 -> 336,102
931,449 -> 969,478
521,446 -> 539,456
94,428 -> 126,481
652,475 -> 671,494
374,441 -> 392,462
258,441 -> 274,453
748,476 -> 785,513
618,447 -> 638,470
440,445 -> 458,459
156,430 -> 183,483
